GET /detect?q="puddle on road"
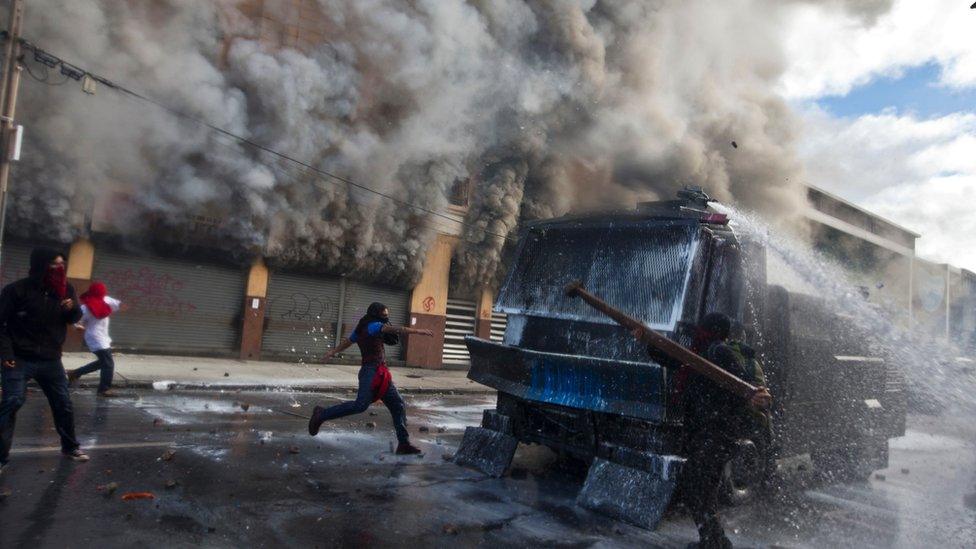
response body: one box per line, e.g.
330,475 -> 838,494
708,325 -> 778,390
132,395 -> 273,425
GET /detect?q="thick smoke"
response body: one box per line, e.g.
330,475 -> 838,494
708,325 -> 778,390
6,0 -> 893,289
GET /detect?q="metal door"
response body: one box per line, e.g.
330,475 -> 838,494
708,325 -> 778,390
262,272 -> 341,361
0,242 -> 33,287
91,251 -> 246,356
442,298 -> 477,366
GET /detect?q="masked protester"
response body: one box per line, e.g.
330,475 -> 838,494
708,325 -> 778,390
67,282 -> 123,396
637,312 -> 771,549
0,248 -> 89,474
308,302 -> 433,455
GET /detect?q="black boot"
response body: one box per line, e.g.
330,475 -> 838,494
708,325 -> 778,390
308,406 -> 325,436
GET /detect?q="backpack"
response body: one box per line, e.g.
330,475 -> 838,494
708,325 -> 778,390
726,340 -> 766,387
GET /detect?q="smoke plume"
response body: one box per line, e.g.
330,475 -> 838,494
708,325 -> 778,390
5,0 -> 893,290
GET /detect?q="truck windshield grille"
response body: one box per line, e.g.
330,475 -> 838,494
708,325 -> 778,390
496,221 -> 700,331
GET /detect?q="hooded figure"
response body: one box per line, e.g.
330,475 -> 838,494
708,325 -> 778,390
79,282 -> 113,320
68,281 -> 123,396
0,247 -> 88,469
309,300 -> 434,455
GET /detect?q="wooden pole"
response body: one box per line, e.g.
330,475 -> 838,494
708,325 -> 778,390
564,281 -> 758,400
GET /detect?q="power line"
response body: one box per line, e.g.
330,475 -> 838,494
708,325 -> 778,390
13,36 -> 514,243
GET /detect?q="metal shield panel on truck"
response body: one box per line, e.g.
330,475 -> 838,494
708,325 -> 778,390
92,251 -> 246,356
0,242 -> 33,287
340,280 -> 410,361
262,271 -> 342,361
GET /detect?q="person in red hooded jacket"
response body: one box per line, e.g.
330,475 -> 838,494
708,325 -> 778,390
67,281 -> 124,396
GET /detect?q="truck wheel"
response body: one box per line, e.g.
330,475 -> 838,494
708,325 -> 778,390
721,439 -> 761,505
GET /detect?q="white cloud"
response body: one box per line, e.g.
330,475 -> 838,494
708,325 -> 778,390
799,107 -> 976,271
779,0 -> 976,99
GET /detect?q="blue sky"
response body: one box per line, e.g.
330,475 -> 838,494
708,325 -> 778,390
816,62 -> 976,119
779,1 -> 976,270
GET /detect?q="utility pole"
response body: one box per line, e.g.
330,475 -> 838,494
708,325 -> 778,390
0,0 -> 25,276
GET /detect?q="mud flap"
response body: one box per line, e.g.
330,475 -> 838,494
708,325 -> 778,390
454,426 -> 519,477
577,455 -> 685,530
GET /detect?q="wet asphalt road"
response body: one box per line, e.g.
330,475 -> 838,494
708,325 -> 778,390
0,388 -> 973,548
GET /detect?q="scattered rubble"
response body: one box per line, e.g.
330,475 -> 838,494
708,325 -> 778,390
161,450 -> 176,462
121,492 -> 155,501
97,482 -> 119,496
240,402 -> 251,412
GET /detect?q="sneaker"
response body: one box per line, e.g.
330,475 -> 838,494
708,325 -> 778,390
395,442 -> 423,455
97,389 -> 118,398
66,370 -> 79,386
63,449 -> 90,462
307,406 -> 324,436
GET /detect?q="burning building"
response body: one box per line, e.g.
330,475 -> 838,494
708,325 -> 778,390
3,0 -> 972,366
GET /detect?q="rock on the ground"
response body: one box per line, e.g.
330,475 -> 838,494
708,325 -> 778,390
419,426 -> 430,433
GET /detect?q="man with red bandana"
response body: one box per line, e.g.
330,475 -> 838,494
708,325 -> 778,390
308,302 -> 432,455
0,248 -> 89,475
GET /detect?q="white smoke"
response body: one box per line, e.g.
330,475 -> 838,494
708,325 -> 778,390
5,0 -> 894,289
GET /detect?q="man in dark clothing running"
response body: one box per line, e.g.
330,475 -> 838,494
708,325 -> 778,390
308,302 -> 433,455
636,312 -> 771,549
0,248 -> 90,474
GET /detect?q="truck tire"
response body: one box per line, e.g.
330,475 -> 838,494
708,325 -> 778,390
721,439 -> 762,505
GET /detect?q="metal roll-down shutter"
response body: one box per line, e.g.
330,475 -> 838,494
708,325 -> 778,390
262,272 -> 342,361
0,242 -> 33,288
442,298 -> 477,366
92,251 -> 246,356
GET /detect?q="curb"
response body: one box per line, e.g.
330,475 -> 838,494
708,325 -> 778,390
74,380 -> 496,396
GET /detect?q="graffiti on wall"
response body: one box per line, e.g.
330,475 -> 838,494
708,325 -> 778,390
102,267 -> 198,317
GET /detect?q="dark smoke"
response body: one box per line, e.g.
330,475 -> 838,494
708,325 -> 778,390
5,0 -> 894,290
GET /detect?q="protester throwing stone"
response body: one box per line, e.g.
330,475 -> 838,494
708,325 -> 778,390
68,281 -> 124,397
0,248 -> 89,474
308,302 -> 432,455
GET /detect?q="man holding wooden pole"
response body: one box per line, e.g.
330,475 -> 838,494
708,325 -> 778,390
565,282 -> 771,548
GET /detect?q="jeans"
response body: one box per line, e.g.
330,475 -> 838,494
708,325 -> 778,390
318,362 -> 409,444
75,349 -> 115,393
0,357 -> 81,463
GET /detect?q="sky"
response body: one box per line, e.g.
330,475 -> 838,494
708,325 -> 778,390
780,0 -> 976,271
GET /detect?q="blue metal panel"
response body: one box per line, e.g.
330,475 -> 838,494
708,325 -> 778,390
466,337 -> 667,422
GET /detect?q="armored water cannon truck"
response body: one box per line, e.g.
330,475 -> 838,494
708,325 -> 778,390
454,187 -> 907,529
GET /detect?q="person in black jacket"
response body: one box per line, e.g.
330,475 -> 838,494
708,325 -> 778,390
635,312 -> 771,549
0,247 -> 89,473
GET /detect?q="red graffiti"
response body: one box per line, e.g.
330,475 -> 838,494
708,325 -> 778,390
102,267 -> 197,317
422,296 -> 435,312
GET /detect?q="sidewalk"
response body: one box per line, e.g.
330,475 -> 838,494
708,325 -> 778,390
61,352 -> 493,395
